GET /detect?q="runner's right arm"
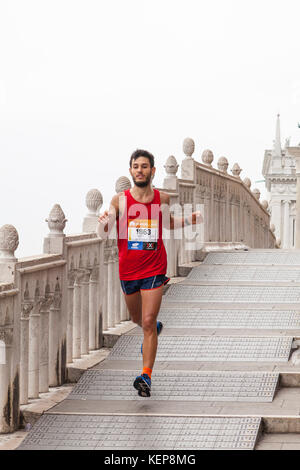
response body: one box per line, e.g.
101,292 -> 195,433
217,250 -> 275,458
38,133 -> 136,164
97,194 -> 119,238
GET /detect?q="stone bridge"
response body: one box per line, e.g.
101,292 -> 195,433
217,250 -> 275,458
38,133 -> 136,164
4,138 -> 300,450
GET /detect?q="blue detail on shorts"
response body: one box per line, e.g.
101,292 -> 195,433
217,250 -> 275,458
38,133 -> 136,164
120,275 -> 170,295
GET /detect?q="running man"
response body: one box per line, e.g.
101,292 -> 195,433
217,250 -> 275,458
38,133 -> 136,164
98,149 -> 202,397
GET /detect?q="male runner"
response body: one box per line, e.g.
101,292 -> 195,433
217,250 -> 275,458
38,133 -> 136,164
98,149 -> 201,397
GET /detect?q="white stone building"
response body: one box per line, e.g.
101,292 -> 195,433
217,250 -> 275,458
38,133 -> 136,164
262,115 -> 300,248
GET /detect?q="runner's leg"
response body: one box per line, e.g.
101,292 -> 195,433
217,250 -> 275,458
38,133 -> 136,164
140,285 -> 164,370
123,291 -> 142,327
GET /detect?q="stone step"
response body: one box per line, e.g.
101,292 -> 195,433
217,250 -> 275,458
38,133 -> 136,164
203,251 -> 300,266
128,327 -> 300,337
256,432 -> 300,450
17,414 -> 262,450
186,265 -> 300,283
156,308 -> 300,330
107,335 -> 293,362
164,284 -> 300,303
45,386 -> 300,427
65,369 -> 279,403
95,359 -> 300,376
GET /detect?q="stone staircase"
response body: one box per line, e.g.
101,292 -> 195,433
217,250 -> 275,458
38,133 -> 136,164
18,249 -> 300,450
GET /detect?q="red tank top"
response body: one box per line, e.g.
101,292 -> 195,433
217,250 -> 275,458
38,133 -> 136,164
116,189 -> 167,280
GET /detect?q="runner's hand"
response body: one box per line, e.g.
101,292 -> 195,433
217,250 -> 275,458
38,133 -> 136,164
186,211 -> 203,225
98,210 -> 109,232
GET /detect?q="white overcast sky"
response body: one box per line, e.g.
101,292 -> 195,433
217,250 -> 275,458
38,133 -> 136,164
1,0 -> 300,257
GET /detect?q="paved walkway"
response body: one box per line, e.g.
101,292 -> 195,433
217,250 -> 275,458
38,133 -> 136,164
18,249 -> 300,450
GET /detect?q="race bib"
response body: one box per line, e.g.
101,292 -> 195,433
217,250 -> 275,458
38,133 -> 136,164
128,219 -> 158,250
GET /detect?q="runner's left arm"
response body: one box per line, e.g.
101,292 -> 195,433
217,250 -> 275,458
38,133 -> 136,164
160,192 -> 203,230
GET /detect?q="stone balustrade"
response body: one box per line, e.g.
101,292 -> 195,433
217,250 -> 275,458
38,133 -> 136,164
159,138 -> 276,257
0,138 -> 276,432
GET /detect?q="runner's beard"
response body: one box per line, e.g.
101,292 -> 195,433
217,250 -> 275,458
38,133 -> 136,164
133,173 -> 152,188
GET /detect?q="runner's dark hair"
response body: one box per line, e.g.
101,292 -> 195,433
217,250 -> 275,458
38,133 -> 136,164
130,149 -> 155,168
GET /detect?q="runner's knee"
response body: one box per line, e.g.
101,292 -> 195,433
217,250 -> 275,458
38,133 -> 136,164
142,316 -> 157,333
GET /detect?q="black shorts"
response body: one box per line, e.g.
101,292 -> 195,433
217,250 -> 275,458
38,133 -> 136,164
120,274 -> 170,295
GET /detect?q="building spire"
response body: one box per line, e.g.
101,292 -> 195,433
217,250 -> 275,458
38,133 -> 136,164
274,113 -> 282,156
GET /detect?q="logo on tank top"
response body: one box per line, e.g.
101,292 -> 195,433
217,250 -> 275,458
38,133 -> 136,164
128,219 -> 158,251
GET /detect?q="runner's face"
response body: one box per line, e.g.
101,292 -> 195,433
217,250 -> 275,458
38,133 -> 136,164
130,157 -> 155,188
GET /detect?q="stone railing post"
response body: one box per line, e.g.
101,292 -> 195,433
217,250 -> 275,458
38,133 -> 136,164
28,285 -> 43,399
0,225 -> 20,430
0,325 -> 14,432
80,265 -> 91,356
72,270 -> 85,359
67,261 -> 75,363
89,256 -> 99,351
107,247 -> 115,328
114,246 -> 121,326
39,289 -> 53,393
96,241 -> 104,348
252,188 -> 261,246
102,247 -> 109,331
49,280 -> 62,386
20,287 -> 33,405
283,200 -> 291,248
217,157 -> 229,240
44,204 -> 67,255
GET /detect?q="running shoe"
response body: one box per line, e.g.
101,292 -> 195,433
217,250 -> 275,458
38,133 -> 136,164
141,321 -> 163,354
133,373 -> 151,397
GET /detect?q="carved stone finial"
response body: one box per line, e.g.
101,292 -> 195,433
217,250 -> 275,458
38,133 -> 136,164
164,155 -> 179,176
46,204 -> 67,236
252,188 -> 261,200
115,176 -> 131,194
231,163 -> 242,178
183,138 -> 195,159
163,155 -> 179,189
201,149 -> 214,166
270,223 -> 276,233
261,200 -> 269,210
85,189 -> 103,215
0,224 -> 19,262
243,177 -> 252,189
217,157 -> 229,173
